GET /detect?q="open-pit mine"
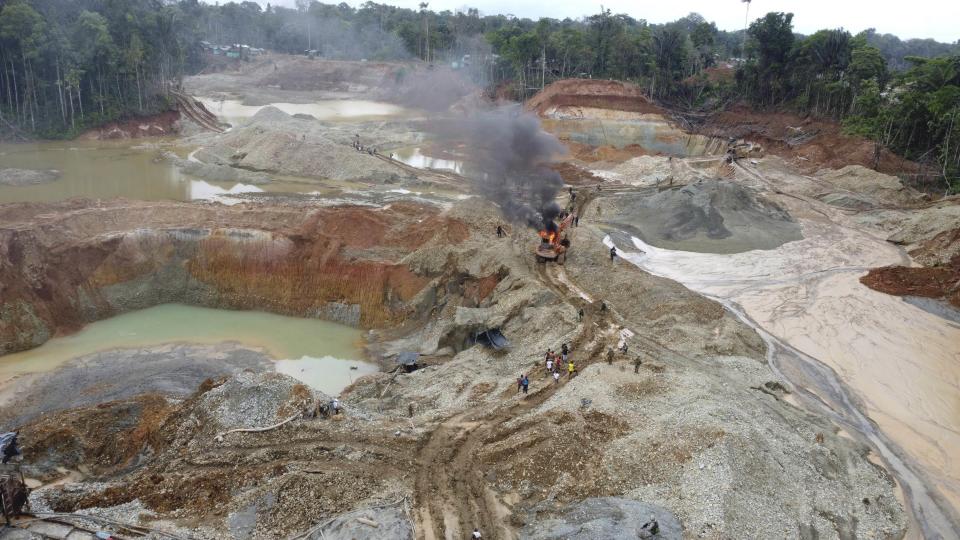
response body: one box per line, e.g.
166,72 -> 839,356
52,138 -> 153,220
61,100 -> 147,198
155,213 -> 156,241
1,56 -> 958,540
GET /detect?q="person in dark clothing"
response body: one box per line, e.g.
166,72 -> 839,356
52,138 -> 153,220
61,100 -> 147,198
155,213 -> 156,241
561,343 -> 569,356
573,214 -> 579,227
607,347 -> 615,365
578,308 -> 584,321
517,375 -> 524,394
600,301 -> 607,312
634,356 -> 643,373
496,225 -> 504,238
610,246 -> 617,262
521,375 -> 529,394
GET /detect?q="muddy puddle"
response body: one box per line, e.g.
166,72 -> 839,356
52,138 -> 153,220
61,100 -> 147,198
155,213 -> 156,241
0,304 -> 376,396
604,189 -> 960,534
0,140 -> 343,204
198,98 -> 411,125
393,146 -> 464,174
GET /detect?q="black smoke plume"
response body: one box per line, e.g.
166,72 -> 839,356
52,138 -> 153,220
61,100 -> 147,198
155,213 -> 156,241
435,104 -> 565,228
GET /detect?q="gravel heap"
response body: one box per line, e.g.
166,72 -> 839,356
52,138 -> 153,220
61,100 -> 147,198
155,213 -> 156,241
816,165 -> 925,207
192,107 -> 416,183
197,371 -> 325,430
0,168 -> 61,186
606,179 -> 803,253
521,497 -> 681,539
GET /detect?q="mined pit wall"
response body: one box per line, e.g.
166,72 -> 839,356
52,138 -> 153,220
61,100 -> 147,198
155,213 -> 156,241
0,204 -> 475,355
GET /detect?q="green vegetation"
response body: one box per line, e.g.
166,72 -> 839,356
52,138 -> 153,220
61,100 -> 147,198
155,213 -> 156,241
0,0 -> 204,138
1,1 -> 957,189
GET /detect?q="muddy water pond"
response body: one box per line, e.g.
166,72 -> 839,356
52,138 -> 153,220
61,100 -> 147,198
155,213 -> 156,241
0,140 -> 337,204
198,98 -> 411,125
0,304 -> 376,396
393,146 -> 464,174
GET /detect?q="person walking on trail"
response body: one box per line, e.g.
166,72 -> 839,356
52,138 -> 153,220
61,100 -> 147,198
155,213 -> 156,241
546,357 -> 554,374
561,343 -> 569,356
610,245 -> 617,262
567,360 -> 576,377
553,370 -> 561,384
521,375 -> 529,395
516,375 -> 524,394
496,225 -> 504,238
578,307 -> 584,321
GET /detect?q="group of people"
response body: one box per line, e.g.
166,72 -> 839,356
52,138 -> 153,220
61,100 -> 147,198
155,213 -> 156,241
515,343 -> 578,397
545,343 -> 576,380
352,134 -> 379,156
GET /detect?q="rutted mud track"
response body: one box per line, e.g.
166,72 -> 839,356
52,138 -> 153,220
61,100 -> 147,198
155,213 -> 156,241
413,260 -> 604,540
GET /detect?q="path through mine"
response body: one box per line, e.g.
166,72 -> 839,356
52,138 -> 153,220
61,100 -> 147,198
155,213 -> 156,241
412,246 -> 609,539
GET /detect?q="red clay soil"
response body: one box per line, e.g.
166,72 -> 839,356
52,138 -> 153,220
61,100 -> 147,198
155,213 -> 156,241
0,200 -> 473,354
80,110 -> 181,140
860,254 -> 960,308
698,105 -> 914,175
526,79 -> 666,116
550,161 -> 605,186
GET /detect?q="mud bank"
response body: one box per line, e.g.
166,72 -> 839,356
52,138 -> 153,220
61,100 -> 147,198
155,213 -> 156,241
0,199 -> 470,355
596,162 -> 960,535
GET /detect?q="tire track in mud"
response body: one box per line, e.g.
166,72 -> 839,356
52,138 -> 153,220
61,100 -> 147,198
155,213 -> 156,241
412,255 -> 610,539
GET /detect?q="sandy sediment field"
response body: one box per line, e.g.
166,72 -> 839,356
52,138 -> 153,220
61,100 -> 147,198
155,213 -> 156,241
594,156 -> 960,534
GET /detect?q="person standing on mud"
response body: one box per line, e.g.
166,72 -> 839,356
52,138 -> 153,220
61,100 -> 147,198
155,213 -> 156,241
610,246 -> 617,262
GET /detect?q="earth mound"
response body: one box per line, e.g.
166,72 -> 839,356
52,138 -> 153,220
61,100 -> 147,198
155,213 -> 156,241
0,168 -> 60,186
612,179 -> 803,253
527,79 -> 664,117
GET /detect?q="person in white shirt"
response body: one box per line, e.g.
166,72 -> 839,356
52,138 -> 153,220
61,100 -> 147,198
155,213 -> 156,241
472,528 -> 482,539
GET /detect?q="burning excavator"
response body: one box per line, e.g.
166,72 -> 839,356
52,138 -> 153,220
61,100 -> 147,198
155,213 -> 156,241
535,213 -> 574,264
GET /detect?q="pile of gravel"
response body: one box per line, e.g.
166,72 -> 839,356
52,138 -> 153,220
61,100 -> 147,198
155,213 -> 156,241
521,498 -> 681,539
197,371 -> 325,430
0,168 -> 61,187
609,179 -> 802,253
192,106 -> 410,183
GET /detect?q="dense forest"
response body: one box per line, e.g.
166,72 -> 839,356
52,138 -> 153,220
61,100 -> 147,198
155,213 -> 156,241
0,0 -> 957,188
0,0 -> 206,138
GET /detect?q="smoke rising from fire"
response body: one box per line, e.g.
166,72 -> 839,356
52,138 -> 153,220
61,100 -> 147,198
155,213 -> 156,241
437,105 -> 566,227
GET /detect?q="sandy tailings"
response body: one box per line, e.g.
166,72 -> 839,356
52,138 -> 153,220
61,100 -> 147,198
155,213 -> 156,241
600,168 -> 960,534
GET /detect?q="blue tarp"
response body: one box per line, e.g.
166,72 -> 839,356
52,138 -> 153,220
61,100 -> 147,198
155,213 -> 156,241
397,352 -> 420,366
